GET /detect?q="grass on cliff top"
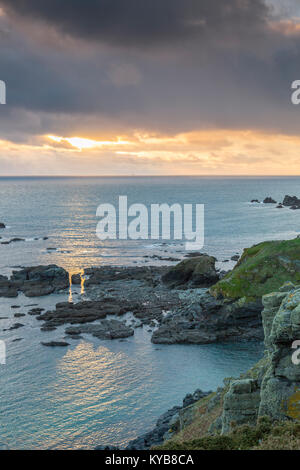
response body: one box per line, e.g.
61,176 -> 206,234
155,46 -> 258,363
157,417 -> 300,451
211,238 -> 300,301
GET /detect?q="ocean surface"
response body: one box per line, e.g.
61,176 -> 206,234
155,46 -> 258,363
0,175 -> 299,449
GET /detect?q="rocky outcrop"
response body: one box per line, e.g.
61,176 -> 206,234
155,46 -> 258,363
155,237 -> 300,344
152,288 -> 263,345
283,195 -> 300,208
154,281 -> 300,449
219,282 -> 300,433
65,320 -> 134,340
36,300 -> 128,328
11,265 -> 69,296
161,255 -> 219,289
263,197 -> 277,204
73,265 -> 167,287
41,341 -> 70,347
114,390 -> 210,450
211,238 -> 300,302
221,379 -> 261,433
0,265 -> 69,298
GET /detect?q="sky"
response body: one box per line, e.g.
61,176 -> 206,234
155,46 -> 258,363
1,0 -> 300,175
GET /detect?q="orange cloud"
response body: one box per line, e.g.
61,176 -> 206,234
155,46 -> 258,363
0,129 -> 300,175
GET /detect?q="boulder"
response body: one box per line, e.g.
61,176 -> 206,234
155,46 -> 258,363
162,255 -> 219,289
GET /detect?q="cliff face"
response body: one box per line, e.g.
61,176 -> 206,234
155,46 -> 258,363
221,282 -> 300,432
158,282 -> 300,449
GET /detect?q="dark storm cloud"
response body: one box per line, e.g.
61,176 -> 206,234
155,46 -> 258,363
0,0 -> 300,142
0,0 -> 269,47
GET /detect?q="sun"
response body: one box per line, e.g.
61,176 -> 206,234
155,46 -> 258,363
47,135 -> 133,150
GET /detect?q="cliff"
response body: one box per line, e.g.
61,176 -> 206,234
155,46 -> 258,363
156,281 -> 300,450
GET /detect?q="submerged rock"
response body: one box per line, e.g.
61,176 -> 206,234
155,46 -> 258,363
41,341 -> 70,347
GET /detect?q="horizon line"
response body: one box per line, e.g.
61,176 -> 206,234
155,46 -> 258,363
1,174 -> 300,178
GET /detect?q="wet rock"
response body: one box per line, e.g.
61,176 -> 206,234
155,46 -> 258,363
10,238 -> 25,243
65,319 -> 134,340
162,255 -> 219,289
0,275 -> 18,298
10,265 -> 69,297
14,313 -> 25,318
251,199 -> 260,203
40,325 -> 57,332
24,286 -> 55,297
0,222 -> 5,229
4,323 -> 24,331
263,197 -> 277,204
231,255 -> 240,261
28,308 -> 45,315
152,290 -> 263,345
283,195 -> 300,207
184,252 -> 204,258
95,445 -> 120,451
37,300 -> 126,327
126,406 -> 181,450
41,341 -> 70,347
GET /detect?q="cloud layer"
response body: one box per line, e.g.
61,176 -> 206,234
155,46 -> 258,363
0,1 -> 300,174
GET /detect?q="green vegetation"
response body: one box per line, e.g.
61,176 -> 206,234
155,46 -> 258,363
211,238 -> 300,301
157,417 -> 300,451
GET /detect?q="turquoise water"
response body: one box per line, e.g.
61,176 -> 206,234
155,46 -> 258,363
0,176 -> 299,449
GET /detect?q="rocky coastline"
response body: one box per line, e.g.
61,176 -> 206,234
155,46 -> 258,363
2,234 -> 300,449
